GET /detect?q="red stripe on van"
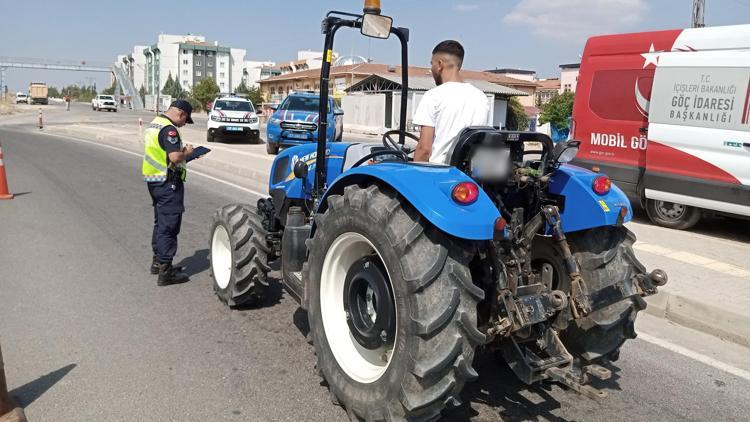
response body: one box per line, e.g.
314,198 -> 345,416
647,140 -> 740,184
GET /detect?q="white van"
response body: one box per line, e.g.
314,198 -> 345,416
572,24 -> 750,229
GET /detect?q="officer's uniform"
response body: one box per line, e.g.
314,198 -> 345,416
142,115 -> 188,266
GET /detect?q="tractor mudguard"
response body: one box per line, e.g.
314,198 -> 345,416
549,164 -> 633,233
318,163 -> 501,240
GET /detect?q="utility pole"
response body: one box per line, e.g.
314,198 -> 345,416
693,0 -> 705,28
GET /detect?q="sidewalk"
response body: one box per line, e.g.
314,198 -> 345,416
5,114 -> 750,348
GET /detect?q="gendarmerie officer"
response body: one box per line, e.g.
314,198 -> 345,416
142,100 -> 195,286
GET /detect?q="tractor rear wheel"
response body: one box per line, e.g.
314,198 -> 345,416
306,184 -> 485,421
533,226 -> 646,363
209,204 -> 270,307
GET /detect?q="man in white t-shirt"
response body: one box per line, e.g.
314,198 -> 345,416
413,40 -> 490,164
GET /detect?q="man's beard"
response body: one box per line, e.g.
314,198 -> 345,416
433,72 -> 442,86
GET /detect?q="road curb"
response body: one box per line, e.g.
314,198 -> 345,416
645,290 -> 750,348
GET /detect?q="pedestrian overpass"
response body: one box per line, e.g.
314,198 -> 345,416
0,56 -> 144,110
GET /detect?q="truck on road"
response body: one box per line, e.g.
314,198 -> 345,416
572,25 -> 750,230
27,83 -> 48,105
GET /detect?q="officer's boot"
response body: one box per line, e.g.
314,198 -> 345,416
151,256 -> 186,275
157,262 -> 189,286
150,256 -> 160,275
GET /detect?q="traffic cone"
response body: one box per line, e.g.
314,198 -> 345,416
0,342 -> 27,422
0,142 -> 13,200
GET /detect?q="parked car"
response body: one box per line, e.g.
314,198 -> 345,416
206,95 -> 261,143
571,24 -> 750,230
265,91 -> 344,154
15,92 -> 28,104
91,95 -> 117,112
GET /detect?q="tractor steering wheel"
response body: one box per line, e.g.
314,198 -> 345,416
382,130 -> 419,161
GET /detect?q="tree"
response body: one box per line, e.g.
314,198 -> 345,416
505,96 -> 529,131
192,78 -> 220,108
162,73 -> 175,95
235,81 -> 263,107
48,86 -> 60,98
102,82 -> 116,95
166,79 -> 187,100
538,91 -> 575,129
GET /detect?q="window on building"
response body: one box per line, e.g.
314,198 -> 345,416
208,51 -> 214,57
182,49 -> 187,54
271,87 -> 276,94
220,72 -> 225,78
182,59 -> 188,65
207,61 -> 213,67
196,70 -> 202,77
195,59 -> 202,66
208,71 -> 214,77
183,80 -> 189,86
196,50 -> 203,56
219,62 -> 225,68
220,82 -> 225,88
182,70 -> 188,76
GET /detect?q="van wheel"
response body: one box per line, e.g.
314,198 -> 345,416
266,142 -> 279,155
645,199 -> 701,230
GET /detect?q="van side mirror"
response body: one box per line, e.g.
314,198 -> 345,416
293,161 -> 309,179
334,109 -> 344,116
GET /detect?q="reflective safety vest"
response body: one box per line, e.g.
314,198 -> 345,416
142,116 -> 187,183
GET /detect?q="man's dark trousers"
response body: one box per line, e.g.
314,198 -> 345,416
148,180 -> 185,263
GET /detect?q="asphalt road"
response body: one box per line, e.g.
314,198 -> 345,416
1,115 -> 750,421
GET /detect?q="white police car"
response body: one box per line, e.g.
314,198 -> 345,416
206,95 -> 261,143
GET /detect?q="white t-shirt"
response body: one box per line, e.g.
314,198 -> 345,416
413,82 -> 490,164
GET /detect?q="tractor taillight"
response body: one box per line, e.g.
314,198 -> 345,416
493,217 -> 507,240
592,176 -> 611,195
451,182 -> 479,205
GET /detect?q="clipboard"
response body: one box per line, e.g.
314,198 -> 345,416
187,146 -> 211,162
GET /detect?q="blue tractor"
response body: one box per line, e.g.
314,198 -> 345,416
208,3 -> 668,420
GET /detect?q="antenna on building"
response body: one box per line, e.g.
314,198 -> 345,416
692,0 -> 705,28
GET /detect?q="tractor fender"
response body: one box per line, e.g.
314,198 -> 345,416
317,163 -> 500,240
550,164 -> 634,233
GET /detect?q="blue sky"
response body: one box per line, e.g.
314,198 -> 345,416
2,0 -> 748,92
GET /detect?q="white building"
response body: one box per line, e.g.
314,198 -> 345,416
120,34 -> 247,96
243,60 -> 277,88
278,50 -> 339,75
559,63 -> 580,93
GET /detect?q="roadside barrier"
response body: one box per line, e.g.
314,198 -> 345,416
0,142 -> 13,200
0,342 -> 27,422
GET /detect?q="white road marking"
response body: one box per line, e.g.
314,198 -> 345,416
638,332 -> 750,382
35,130 -> 267,198
634,242 -> 750,279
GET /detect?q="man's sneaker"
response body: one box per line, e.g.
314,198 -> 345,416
157,263 -> 189,286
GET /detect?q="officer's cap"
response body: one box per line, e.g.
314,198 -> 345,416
170,100 -> 194,124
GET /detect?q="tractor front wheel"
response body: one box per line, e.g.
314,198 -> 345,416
306,185 -> 485,421
209,204 -> 270,307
